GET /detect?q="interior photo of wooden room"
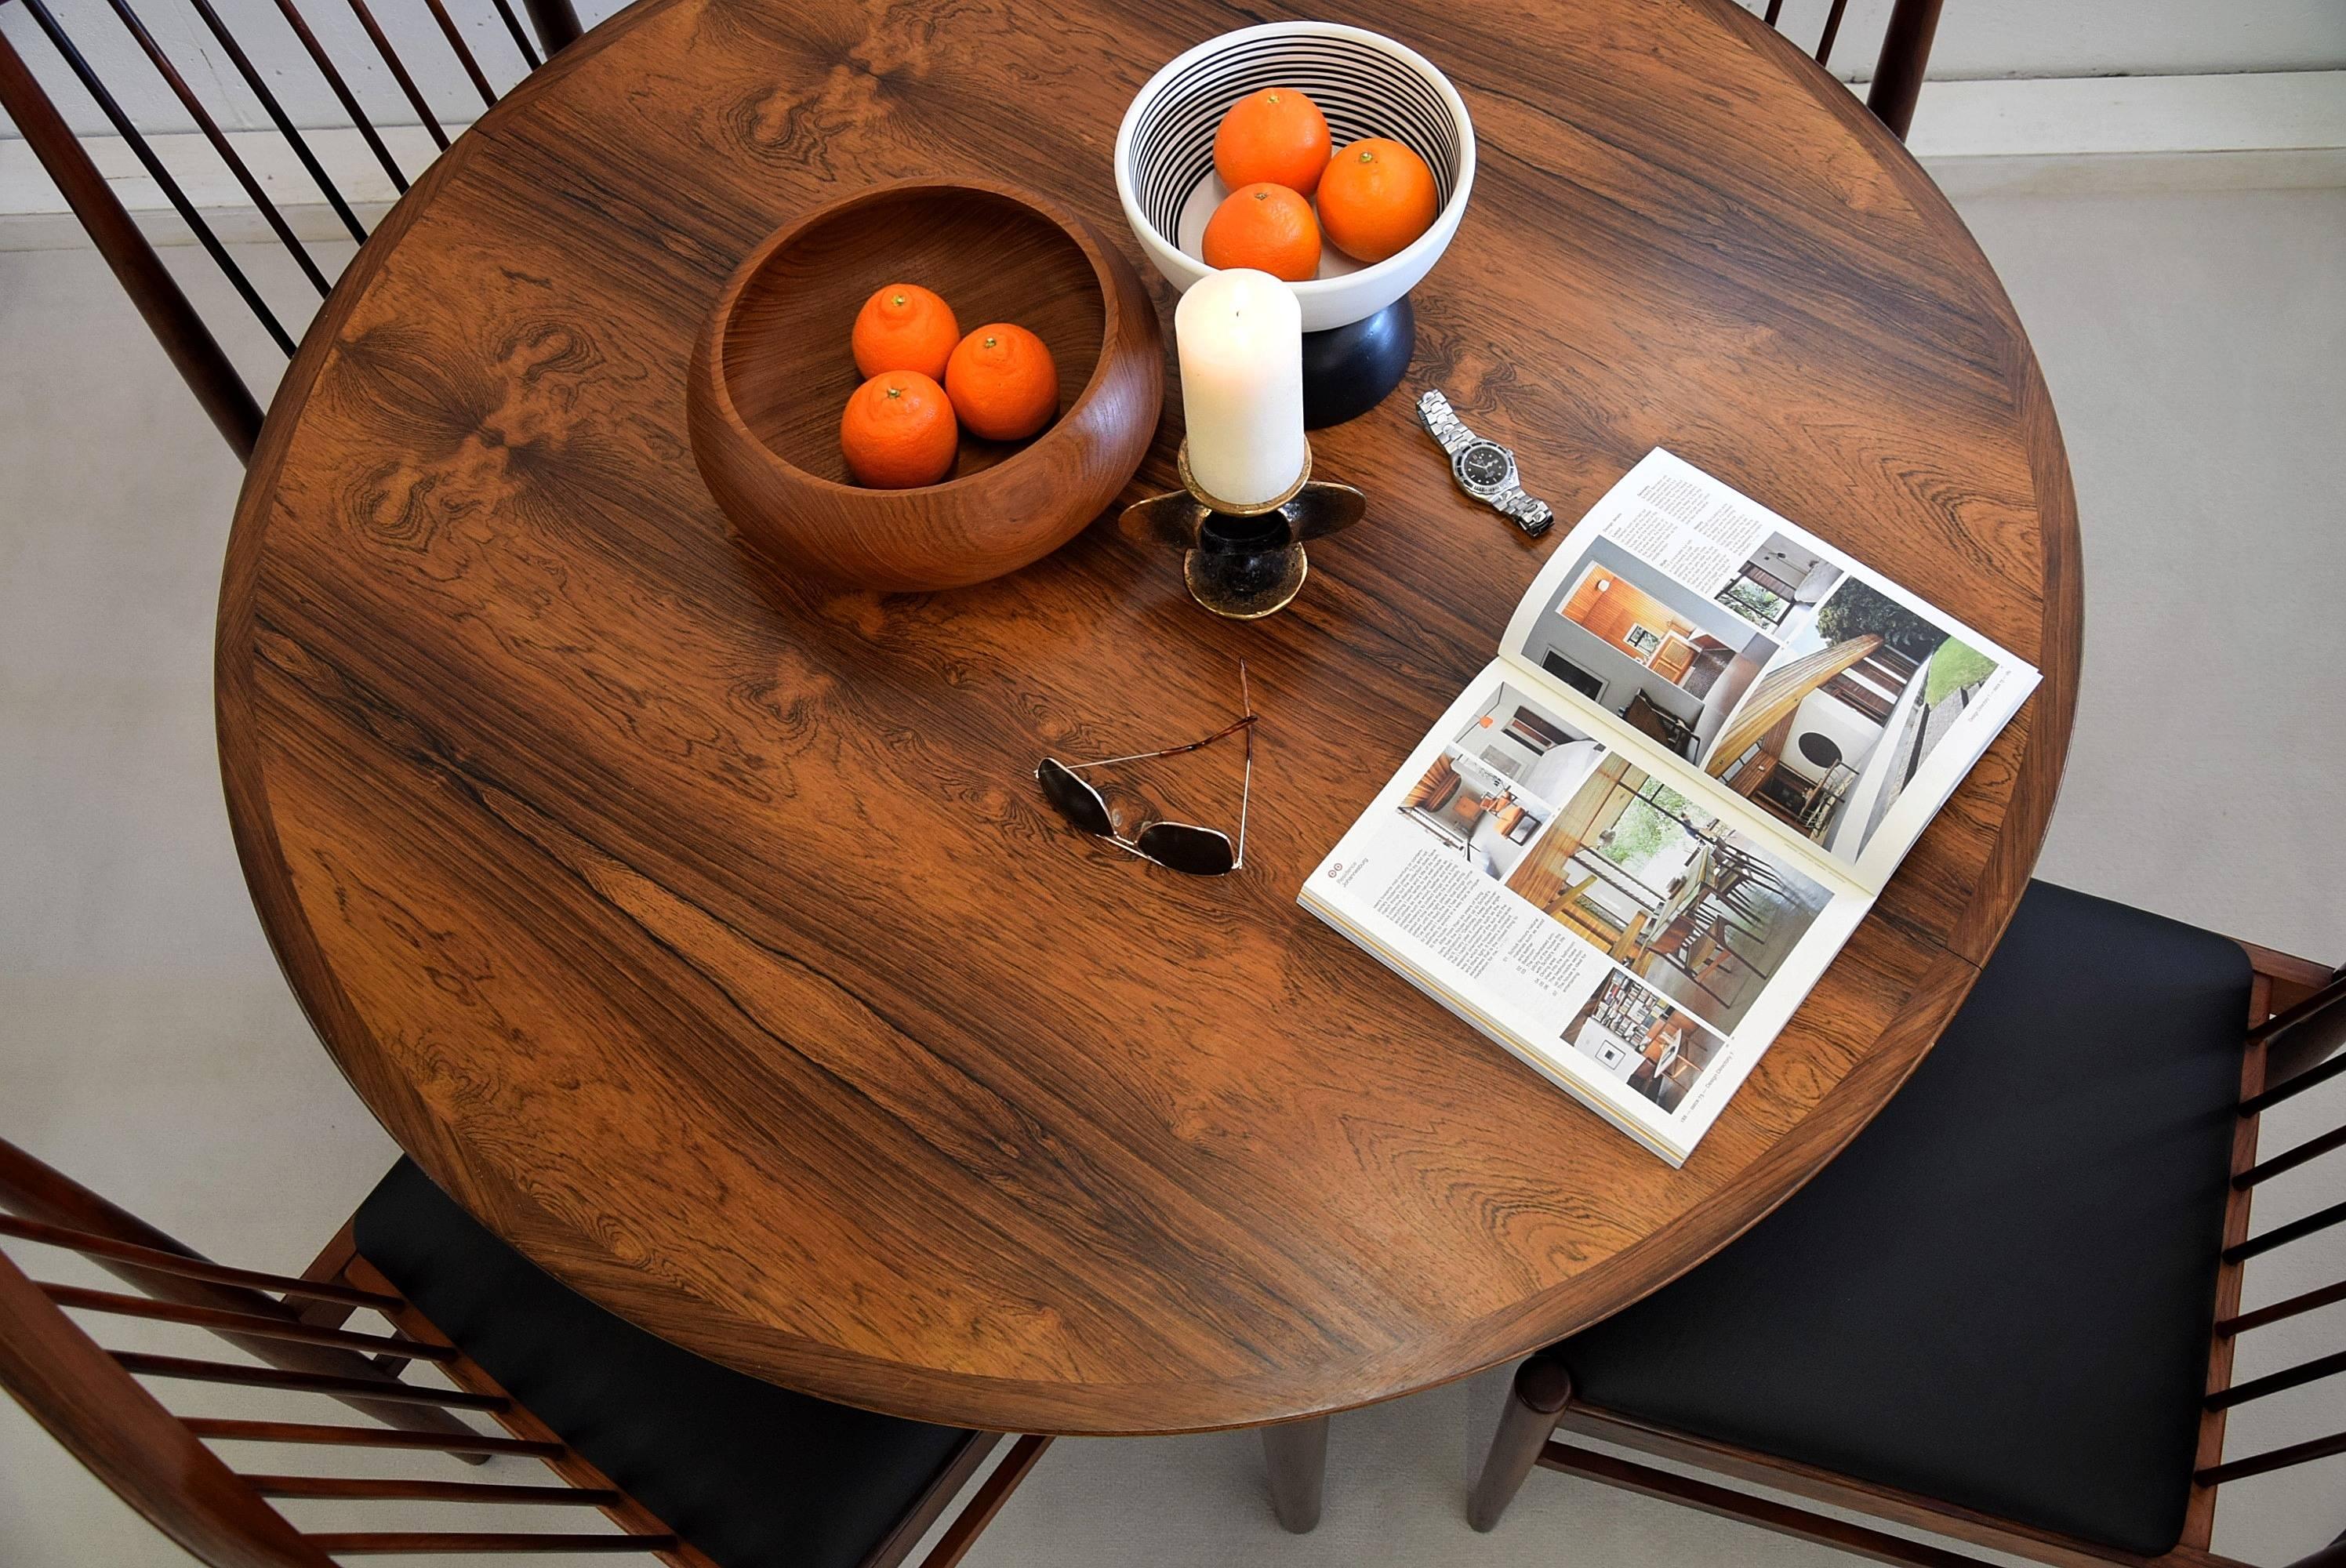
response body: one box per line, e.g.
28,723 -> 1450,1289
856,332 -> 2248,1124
1714,530 -> 1846,639
1516,539 -> 1781,761
1559,967 -> 1728,1116
1500,750 -> 1831,1033
1704,577 -> 2001,858
1396,684 -> 1611,881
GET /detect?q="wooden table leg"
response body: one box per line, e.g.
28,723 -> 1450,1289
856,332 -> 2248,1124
1468,1348 -> 1572,1531
1261,1416 -> 1329,1533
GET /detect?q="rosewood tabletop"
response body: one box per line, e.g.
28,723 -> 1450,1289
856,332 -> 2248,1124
218,0 -> 2079,1435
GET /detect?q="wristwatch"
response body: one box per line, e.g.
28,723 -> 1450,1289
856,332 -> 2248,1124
1417,390 -> 1553,538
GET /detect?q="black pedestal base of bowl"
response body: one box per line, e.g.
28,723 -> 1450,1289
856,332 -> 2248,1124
1301,294 -> 1414,429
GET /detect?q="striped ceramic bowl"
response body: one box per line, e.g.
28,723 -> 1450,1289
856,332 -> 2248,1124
1114,21 -> 1476,334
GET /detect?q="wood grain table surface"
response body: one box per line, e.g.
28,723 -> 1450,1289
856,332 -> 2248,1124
217,0 -> 2080,1436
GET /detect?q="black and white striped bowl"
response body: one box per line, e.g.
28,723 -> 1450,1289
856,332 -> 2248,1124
1114,22 -> 1475,334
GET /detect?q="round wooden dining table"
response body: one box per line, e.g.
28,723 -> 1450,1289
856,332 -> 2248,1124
218,0 -> 2079,1439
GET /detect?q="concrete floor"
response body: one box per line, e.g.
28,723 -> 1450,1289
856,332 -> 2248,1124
2,185 -> 2341,1566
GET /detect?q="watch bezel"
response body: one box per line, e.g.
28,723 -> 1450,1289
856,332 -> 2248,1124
1454,440 -> 1515,495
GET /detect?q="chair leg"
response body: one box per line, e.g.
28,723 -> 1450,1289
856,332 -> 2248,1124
1468,1348 -> 1573,1531
1261,1416 -> 1328,1534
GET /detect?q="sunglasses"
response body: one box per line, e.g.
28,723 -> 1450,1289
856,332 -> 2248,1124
1035,664 -> 1255,876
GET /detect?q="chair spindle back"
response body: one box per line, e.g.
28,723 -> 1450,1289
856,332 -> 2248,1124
0,1138 -> 696,1563
2195,962 -> 2346,1516
0,0 -> 581,459
1756,0 -> 1944,142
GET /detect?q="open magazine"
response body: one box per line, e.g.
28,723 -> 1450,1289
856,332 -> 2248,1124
1301,449 -> 2041,1164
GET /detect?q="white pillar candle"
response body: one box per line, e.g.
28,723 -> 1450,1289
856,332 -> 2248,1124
1175,268 -> 1305,508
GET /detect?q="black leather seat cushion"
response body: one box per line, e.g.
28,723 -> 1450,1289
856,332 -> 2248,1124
1564,882 -> 2250,1554
354,1159 -> 975,1568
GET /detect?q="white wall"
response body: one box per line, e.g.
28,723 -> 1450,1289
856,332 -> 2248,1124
4,0 -> 2343,144
1761,0 -> 2346,82
1777,688 -> 1884,784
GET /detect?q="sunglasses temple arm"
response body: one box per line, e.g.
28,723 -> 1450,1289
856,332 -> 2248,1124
1058,713 -> 1258,772
1233,715 -> 1252,869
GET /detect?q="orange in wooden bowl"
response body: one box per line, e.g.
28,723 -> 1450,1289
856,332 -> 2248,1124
1200,183 -> 1320,281
850,282 -> 959,380
1213,87 -> 1331,197
840,371 -> 958,488
687,179 -> 1164,593
1317,137 -> 1439,264
945,323 -> 1059,441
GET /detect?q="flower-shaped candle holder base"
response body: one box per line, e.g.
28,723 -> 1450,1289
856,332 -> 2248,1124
1120,440 -> 1366,619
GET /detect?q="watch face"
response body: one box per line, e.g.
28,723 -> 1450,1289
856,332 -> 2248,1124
1458,441 -> 1511,488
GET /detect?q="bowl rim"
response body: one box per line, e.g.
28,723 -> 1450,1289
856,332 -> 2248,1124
696,176 -> 1135,499
1112,20 -> 1477,300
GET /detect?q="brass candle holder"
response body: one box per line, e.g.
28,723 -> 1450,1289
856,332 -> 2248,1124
1119,439 -> 1366,619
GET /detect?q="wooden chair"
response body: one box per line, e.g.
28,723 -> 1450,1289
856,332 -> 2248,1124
1466,880 -> 2345,1566
1754,0 -> 1945,142
0,1143 -> 1048,1566
0,0 -> 584,460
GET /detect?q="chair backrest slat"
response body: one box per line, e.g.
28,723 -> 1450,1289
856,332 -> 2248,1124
249,1475 -> 619,1504
1860,0 -> 1942,140
341,0 -> 454,149
13,0 -> 299,353
305,1533 -> 680,1555
185,1417 -> 564,1457
2253,967 -> 2346,1094
116,1349 -> 514,1410
518,0 -> 578,51
1812,0 -> 1850,69
94,0 -> 335,296
40,1280 -> 459,1362
2218,1276 -> 2346,1338
2206,1348 -> 2346,1413
0,1140 -> 506,1462
2237,1120 -> 2346,1189
265,0 -> 415,194
2197,1428 -> 2346,1489
1754,0 -> 1938,142
0,1140 -> 719,1564
0,1214 -> 398,1312
183,0 -> 371,242
2244,1047 -> 2346,1115
486,0 -> 541,67
2223,1197 -> 2346,1265
1,0 -> 578,458
416,0 -> 499,107
2193,944 -> 2346,1535
0,21 -> 263,455
0,1250 -> 336,1568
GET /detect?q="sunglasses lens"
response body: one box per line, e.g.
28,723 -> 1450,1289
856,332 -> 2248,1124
1037,759 -> 1117,837
1135,822 -> 1237,876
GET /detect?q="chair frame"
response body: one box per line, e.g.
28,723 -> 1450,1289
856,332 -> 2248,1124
0,0 -> 584,460
0,1140 -> 1047,1566
1750,0 -> 1945,142
1469,941 -> 2346,1568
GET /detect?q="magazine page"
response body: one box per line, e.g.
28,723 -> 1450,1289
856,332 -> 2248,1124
1498,448 -> 2040,891
1302,662 -> 1867,1163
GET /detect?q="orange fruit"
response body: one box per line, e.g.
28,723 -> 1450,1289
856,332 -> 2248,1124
1213,87 -> 1331,197
840,371 -> 957,488
1316,138 -> 1440,264
850,282 -> 959,381
944,323 -> 1057,441
1200,183 -> 1321,281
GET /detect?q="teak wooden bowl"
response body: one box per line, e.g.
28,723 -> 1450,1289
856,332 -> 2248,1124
688,179 -> 1165,593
